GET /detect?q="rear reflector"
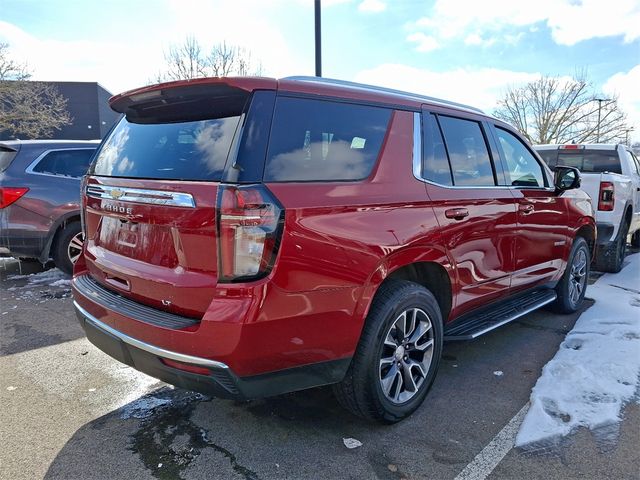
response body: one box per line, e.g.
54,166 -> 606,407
161,358 -> 212,376
217,184 -> 284,282
0,187 -> 29,209
598,181 -> 615,211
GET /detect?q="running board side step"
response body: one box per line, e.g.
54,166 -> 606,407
444,290 -> 557,341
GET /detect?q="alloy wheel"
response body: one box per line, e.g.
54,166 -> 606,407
379,307 -> 435,404
67,232 -> 84,264
568,248 -> 587,306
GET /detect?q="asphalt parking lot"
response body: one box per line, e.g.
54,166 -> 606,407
1,257 -> 638,480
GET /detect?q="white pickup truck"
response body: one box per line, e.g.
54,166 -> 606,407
535,144 -> 640,272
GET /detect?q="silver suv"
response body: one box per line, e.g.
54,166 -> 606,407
0,140 -> 99,273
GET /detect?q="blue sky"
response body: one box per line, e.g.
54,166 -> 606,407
1,0 -> 639,140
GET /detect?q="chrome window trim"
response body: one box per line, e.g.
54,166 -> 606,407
86,185 -> 196,208
74,301 -> 229,369
412,112 -> 422,181
412,113 -> 555,192
25,148 -> 97,179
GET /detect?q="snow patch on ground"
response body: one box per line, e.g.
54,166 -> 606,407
4,267 -> 72,300
8,267 -> 68,285
516,254 -> 640,447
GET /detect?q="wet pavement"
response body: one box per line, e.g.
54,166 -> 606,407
1,255 -> 638,480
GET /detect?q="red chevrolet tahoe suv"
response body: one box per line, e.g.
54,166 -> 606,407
72,76 -> 595,422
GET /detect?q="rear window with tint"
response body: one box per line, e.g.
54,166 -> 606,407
91,116 -> 241,181
33,149 -> 96,178
422,113 -> 453,185
264,97 -> 391,182
537,149 -> 622,174
536,150 -> 557,168
557,150 -> 621,174
437,116 -> 495,186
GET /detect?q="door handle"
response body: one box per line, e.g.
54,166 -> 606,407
445,208 -> 469,220
519,203 -> 534,214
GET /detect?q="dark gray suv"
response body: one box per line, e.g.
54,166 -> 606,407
0,140 -> 99,274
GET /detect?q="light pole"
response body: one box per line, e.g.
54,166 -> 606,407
314,0 -> 322,77
594,97 -> 610,143
625,127 -> 634,146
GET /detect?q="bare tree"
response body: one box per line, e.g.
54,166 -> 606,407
494,74 -> 630,145
155,37 -> 262,82
0,43 -> 72,139
0,43 -> 30,81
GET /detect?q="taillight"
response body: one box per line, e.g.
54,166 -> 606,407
217,184 -> 284,282
0,187 -> 29,209
79,176 -> 88,236
598,181 -> 615,211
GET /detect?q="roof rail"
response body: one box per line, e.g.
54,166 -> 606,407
282,76 -> 484,114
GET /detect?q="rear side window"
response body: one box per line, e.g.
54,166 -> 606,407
0,146 -> 18,172
422,113 -> 452,185
438,116 -> 495,186
32,149 -> 96,178
557,150 -> 621,174
91,116 -> 242,181
264,97 -> 391,182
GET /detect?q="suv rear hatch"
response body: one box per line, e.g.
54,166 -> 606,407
82,79 -> 278,319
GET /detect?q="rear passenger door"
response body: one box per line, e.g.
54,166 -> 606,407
420,109 -> 517,316
490,126 -> 567,290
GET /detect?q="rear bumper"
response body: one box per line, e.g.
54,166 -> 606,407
74,301 -> 350,400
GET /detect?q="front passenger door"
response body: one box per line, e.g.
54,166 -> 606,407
492,126 -> 568,291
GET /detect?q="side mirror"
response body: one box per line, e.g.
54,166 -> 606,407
554,166 -> 581,192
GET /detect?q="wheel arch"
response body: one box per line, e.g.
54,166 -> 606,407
354,246 -> 455,335
41,211 -> 81,263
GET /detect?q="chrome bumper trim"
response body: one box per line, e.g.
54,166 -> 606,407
74,301 -> 229,369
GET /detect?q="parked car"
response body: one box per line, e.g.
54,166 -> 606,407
0,140 -> 99,274
72,77 -> 595,422
535,144 -> 640,272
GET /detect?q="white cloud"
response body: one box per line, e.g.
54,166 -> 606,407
603,64 -> 640,142
406,33 -> 440,53
408,0 -> 640,51
0,1 -> 310,95
464,33 -> 496,47
0,21 -> 161,94
354,63 -> 540,112
358,0 -> 386,13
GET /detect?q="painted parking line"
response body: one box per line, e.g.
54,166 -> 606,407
454,403 -> 530,480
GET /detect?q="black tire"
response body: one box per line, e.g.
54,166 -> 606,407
52,222 -> 83,275
553,237 -> 590,314
631,230 -> 640,248
595,220 -> 629,273
333,280 -> 443,423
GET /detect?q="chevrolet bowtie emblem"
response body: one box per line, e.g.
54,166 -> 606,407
110,189 -> 125,200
